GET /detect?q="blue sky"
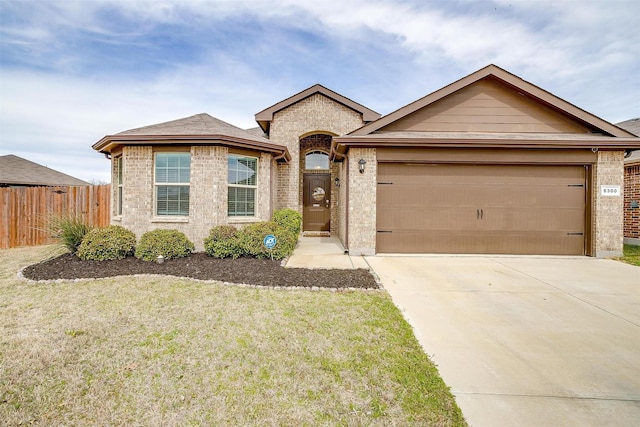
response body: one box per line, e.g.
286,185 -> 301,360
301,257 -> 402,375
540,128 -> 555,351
1,0 -> 638,182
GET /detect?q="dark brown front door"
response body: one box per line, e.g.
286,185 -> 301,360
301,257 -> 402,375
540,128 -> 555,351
303,174 -> 331,231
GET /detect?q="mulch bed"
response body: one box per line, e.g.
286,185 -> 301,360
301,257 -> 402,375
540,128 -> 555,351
22,253 -> 379,289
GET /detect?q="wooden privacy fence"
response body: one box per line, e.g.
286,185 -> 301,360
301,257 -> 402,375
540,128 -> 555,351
0,185 -> 111,249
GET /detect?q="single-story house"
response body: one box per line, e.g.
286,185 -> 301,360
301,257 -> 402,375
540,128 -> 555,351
617,118 -> 640,245
0,154 -> 90,187
93,64 -> 640,257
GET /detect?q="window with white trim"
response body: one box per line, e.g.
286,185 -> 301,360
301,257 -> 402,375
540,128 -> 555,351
116,156 -> 123,216
155,152 -> 190,216
228,155 -> 257,217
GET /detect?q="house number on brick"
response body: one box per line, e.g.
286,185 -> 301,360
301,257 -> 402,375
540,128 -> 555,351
600,185 -> 621,196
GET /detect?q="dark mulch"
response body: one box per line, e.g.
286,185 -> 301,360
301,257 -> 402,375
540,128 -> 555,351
22,253 -> 379,289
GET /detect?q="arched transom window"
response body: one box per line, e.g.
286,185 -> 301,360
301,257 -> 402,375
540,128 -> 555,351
305,151 -> 329,170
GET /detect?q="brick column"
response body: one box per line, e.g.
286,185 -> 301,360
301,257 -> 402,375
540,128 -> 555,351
594,150 -> 625,257
347,148 -> 377,255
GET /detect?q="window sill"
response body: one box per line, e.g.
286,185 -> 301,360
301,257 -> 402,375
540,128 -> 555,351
228,217 -> 259,224
151,217 -> 190,223
112,216 -> 122,222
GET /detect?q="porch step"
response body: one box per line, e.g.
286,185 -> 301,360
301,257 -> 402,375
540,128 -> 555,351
302,231 -> 331,238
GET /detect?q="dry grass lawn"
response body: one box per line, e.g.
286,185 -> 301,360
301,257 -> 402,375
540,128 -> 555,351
0,246 -> 466,426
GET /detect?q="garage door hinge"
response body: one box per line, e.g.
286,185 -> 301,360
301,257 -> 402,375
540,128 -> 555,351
567,184 -> 585,187
567,232 -> 584,236
377,182 -> 394,185
377,230 -> 393,233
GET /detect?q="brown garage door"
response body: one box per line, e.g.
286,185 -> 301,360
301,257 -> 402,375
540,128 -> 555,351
377,163 -> 586,255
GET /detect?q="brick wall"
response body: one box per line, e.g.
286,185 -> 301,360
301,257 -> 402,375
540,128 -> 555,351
347,148 -> 377,255
594,150 -> 625,256
624,162 -> 640,239
114,145 -> 273,252
269,93 -> 365,231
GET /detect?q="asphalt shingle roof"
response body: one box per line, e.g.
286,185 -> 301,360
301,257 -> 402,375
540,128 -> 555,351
117,113 -> 273,144
0,155 -> 90,186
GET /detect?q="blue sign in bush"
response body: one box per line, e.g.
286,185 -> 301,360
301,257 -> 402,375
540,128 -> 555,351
263,234 -> 277,249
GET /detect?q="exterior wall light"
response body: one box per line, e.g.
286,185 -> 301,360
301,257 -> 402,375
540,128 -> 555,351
334,177 -> 341,187
358,158 -> 366,174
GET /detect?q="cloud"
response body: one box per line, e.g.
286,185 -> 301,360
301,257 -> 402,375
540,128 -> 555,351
1,0 -> 638,182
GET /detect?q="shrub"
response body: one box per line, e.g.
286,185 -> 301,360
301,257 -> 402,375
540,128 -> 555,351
77,225 -> 136,261
47,214 -> 92,254
272,208 -> 302,235
239,221 -> 298,260
135,229 -> 194,261
204,225 -> 243,259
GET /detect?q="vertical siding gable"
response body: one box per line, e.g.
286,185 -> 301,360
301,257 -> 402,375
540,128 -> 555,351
379,77 -> 595,134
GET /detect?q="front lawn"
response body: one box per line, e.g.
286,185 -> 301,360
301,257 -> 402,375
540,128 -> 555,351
619,244 -> 640,266
0,246 -> 466,426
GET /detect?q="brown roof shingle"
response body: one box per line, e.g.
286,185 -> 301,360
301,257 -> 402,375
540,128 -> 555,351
93,113 -> 291,162
0,155 -> 90,187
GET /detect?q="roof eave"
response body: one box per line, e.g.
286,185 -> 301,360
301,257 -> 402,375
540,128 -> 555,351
332,136 -> 640,156
93,134 -> 291,163
255,84 -> 380,127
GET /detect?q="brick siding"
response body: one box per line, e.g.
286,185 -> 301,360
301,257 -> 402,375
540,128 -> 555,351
268,93 -> 365,235
113,145 -> 273,252
624,163 -> 640,239
594,151 -> 625,256
347,148 -> 377,255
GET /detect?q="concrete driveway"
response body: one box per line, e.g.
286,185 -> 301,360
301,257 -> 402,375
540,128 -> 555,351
365,256 -> 640,427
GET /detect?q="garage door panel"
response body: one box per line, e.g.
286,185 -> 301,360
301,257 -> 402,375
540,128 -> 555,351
376,163 -> 586,255
378,230 -> 584,255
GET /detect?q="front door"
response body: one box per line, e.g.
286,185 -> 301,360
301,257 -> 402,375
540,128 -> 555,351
303,173 -> 331,231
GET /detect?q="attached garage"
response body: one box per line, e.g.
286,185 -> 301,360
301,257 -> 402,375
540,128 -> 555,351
331,64 -> 640,257
377,162 -> 587,255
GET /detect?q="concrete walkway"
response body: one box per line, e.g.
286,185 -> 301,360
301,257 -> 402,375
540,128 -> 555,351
366,255 -> 640,427
284,235 -> 368,269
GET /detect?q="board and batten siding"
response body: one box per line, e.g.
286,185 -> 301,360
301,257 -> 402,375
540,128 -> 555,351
379,77 -> 592,134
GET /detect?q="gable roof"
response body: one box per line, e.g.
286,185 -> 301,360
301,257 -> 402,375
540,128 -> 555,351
255,84 -> 380,133
0,155 -> 90,187
93,113 -> 291,162
350,64 -> 635,138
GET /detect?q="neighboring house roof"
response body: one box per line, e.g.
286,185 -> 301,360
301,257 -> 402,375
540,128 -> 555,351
93,113 -> 291,162
255,84 -> 381,134
625,151 -> 640,166
616,118 -> 640,166
0,154 -> 90,186
616,118 -> 640,137
332,64 -> 640,159
349,64 -> 635,138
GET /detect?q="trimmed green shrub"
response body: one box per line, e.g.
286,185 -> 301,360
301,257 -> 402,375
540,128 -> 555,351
135,229 -> 194,261
239,221 -> 298,260
47,214 -> 92,254
77,225 -> 136,261
272,208 -> 302,235
204,225 -> 243,259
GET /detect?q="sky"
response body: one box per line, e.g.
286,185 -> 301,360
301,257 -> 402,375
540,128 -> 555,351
1,0 -> 639,183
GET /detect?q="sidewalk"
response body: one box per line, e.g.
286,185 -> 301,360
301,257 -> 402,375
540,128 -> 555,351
284,235 -> 368,269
